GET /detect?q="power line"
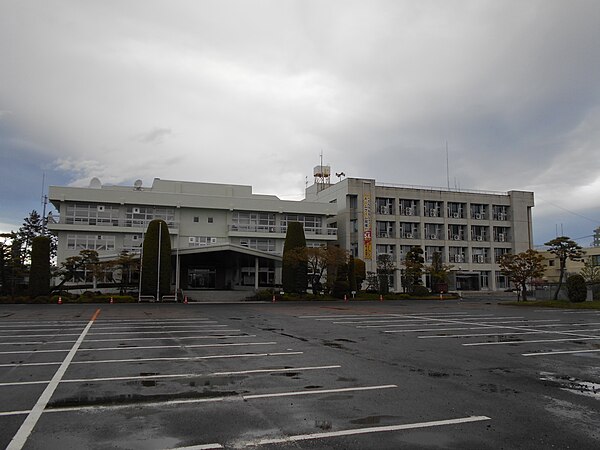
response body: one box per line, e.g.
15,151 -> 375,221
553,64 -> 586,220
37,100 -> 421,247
535,195 -> 600,225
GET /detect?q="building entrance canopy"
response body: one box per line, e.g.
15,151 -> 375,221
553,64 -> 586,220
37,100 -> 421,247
175,243 -> 282,291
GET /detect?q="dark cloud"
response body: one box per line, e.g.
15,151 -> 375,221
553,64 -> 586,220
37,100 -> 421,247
0,0 -> 599,244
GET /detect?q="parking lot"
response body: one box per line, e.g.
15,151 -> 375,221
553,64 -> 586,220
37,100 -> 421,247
0,300 -> 599,449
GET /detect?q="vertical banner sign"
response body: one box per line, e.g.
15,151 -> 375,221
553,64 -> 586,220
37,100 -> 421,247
363,193 -> 372,260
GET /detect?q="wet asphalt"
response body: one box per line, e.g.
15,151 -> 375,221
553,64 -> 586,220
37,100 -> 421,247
0,300 -> 599,449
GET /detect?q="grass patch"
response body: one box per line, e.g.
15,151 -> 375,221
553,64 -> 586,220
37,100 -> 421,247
501,300 -> 600,310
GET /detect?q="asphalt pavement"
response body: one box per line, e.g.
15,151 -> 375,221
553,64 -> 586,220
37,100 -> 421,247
0,300 -> 599,449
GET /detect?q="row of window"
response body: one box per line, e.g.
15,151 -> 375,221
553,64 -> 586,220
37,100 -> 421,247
67,234 -> 116,251
348,195 -> 510,220
354,220 -> 511,242
64,204 -> 176,227
349,242 -> 510,264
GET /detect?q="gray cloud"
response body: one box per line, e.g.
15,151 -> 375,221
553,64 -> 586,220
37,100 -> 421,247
134,127 -> 173,144
0,0 -> 599,243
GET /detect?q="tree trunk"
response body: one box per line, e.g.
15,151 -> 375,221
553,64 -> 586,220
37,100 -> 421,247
554,260 -> 566,300
521,282 -> 528,301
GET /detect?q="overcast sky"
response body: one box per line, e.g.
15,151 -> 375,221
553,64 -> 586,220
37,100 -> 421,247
1,0 -> 599,246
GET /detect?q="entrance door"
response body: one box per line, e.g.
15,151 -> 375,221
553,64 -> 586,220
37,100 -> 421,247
188,268 -> 216,289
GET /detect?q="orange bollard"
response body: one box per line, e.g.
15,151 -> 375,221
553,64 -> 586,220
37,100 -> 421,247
110,296 -> 114,304
184,296 -> 188,304
379,294 -> 383,301
272,294 -> 276,303
58,296 -> 62,304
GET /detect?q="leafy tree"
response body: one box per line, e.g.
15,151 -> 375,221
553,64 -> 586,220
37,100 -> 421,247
353,258 -> 366,291
403,246 -> 424,294
545,236 -> 585,300
566,274 -> 587,303
28,236 -> 51,297
425,252 -> 453,293
284,244 -> 347,294
141,219 -> 172,299
376,253 -> 396,295
113,250 -> 139,294
282,222 -> 307,294
499,249 -> 545,301
579,257 -> 600,283
365,271 -> 379,292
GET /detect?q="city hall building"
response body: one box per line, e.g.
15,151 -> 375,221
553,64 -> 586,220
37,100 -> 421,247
305,175 -> 534,292
48,173 -> 534,294
48,178 -> 337,294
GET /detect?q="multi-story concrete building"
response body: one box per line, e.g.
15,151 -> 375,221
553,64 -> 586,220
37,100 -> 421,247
48,178 -> 337,294
305,177 -> 535,291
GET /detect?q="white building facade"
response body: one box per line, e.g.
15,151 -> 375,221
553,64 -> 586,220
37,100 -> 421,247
48,178 -> 337,293
304,177 -> 534,292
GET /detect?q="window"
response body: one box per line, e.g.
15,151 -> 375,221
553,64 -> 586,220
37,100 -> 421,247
67,234 -> 115,251
193,216 -> 199,223
281,214 -> 322,233
375,197 -> 395,215
239,238 -> 276,252
208,217 -> 213,223
65,203 -> 119,226
548,260 -> 555,267
125,206 -> 175,228
347,195 -> 358,209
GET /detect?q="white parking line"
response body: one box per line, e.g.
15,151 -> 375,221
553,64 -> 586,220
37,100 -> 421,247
168,444 -> 223,450
419,327 -> 600,339
463,336 -> 600,346
5,309 -> 101,450
0,333 -> 246,346
363,319 -> 561,329
0,384 -> 393,416
246,415 -> 491,447
523,348 -> 600,356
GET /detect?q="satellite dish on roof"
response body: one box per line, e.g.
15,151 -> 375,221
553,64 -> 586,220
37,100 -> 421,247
89,177 -> 102,189
133,179 -> 143,190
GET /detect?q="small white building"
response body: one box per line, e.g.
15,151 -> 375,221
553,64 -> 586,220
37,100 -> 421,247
48,178 -> 337,292
304,177 -> 534,292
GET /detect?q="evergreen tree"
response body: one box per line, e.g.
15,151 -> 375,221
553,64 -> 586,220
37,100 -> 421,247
141,219 -> 172,298
545,236 -> 584,300
353,258 -> 366,291
403,246 -> 424,293
348,254 -> 357,293
376,253 -> 396,295
29,236 -> 51,297
17,210 -> 43,265
282,222 -> 307,293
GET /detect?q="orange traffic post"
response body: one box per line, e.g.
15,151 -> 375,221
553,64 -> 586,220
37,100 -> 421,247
184,296 -> 188,304
58,296 -> 62,304
379,294 -> 383,301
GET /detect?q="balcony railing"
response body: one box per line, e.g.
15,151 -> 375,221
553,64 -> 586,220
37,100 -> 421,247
228,225 -> 337,236
59,217 -> 179,229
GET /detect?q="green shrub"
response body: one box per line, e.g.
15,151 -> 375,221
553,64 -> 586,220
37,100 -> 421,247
411,285 -> 430,297
331,280 -> 350,299
566,274 -> 587,303
141,219 -> 172,297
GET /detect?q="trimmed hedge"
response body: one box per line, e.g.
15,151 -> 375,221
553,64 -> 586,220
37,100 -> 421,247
566,274 -> 587,303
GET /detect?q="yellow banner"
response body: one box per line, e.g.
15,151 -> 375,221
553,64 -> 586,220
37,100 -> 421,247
363,193 -> 372,260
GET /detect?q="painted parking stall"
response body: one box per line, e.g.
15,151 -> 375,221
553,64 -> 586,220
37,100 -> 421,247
0,306 -> 413,450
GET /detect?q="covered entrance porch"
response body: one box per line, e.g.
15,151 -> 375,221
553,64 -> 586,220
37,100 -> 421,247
175,244 -> 282,292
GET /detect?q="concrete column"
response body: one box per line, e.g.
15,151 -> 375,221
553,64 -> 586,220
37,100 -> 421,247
255,257 -> 259,291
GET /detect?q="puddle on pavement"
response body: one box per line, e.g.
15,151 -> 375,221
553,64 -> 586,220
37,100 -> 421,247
541,372 -> 600,399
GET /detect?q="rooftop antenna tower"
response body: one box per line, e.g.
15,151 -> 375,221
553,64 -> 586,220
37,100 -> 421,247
313,151 -> 331,192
